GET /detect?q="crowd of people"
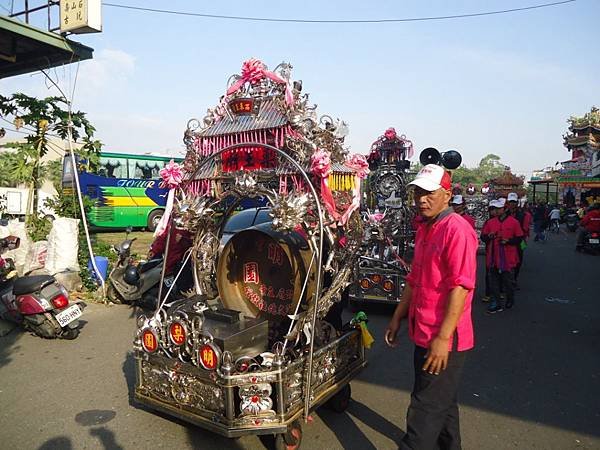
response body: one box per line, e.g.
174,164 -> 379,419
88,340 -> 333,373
477,196 -> 600,314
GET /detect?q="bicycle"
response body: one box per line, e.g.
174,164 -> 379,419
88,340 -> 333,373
550,218 -> 560,234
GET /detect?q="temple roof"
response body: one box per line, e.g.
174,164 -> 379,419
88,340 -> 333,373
199,99 -> 288,137
568,107 -> 600,132
564,133 -> 600,149
490,169 -> 525,187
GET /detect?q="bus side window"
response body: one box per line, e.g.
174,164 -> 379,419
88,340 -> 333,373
135,162 -> 161,179
100,157 -> 127,178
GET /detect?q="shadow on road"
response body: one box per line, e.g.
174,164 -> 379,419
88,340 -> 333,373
122,351 -> 136,405
318,400 -> 405,449
39,426 -> 125,450
90,426 -> 125,450
0,323 -> 23,369
38,436 -> 73,450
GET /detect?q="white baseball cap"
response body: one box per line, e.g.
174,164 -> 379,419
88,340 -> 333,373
507,192 -> 518,202
496,198 -> 506,207
451,194 -> 464,205
408,164 -> 452,191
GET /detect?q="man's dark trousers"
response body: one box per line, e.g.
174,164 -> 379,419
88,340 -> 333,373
399,346 -> 467,450
489,268 -> 515,307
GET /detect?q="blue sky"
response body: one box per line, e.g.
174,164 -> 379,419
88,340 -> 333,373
1,0 -> 599,177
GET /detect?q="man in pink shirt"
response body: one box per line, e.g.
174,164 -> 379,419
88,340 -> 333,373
506,193 -> 531,284
385,164 -> 478,450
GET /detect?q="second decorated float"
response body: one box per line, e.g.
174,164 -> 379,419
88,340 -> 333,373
348,128 -> 415,309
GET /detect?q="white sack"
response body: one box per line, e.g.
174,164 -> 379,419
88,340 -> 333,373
22,240 -> 48,275
45,218 -> 80,274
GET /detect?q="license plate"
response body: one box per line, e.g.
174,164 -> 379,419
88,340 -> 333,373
589,238 -> 599,244
55,304 -> 82,327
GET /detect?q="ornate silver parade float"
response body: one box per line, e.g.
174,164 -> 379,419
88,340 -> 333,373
348,128 -> 414,308
132,59 -> 371,448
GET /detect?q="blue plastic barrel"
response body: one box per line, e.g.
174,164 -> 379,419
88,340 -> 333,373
88,256 -> 109,284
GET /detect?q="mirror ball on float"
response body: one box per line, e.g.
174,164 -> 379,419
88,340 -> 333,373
132,59 -> 375,446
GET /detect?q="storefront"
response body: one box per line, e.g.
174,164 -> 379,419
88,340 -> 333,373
556,176 -> 600,207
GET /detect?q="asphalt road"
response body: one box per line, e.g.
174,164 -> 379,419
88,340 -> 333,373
1,227 -> 599,450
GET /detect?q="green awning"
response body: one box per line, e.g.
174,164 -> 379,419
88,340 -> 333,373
0,15 -> 93,79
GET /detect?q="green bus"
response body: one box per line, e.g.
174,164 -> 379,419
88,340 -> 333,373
62,152 -> 184,230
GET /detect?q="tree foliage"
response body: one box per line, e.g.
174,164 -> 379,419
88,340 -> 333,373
451,154 -> 506,186
410,153 -> 507,187
0,93 -> 102,209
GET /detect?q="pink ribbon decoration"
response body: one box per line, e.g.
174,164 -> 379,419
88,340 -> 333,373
344,154 -> 370,179
340,176 -> 362,225
226,58 -> 294,106
155,160 -> 183,237
310,149 -> 339,222
384,127 -> 397,140
159,160 -> 183,189
310,149 -> 332,178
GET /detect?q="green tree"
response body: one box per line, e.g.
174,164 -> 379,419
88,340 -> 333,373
0,152 -> 18,187
477,154 -> 505,181
0,93 -> 102,215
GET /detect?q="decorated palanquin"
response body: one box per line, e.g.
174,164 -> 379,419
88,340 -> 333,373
133,59 -> 370,445
349,128 -> 414,308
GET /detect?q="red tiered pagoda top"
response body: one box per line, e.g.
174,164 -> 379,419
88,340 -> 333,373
489,168 -> 526,198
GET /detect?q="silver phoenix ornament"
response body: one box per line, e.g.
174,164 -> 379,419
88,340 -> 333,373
270,193 -> 312,232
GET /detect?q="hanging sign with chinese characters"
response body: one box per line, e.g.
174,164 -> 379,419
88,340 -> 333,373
60,0 -> 102,34
228,98 -> 256,115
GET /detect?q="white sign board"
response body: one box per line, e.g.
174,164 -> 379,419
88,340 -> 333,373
60,0 -> 102,34
6,191 -> 23,214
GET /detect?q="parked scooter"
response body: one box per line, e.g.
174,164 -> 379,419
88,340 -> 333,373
581,230 -> 600,254
107,229 -> 165,308
0,236 -> 85,339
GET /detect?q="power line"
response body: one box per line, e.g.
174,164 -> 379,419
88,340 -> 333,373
103,1 -> 575,24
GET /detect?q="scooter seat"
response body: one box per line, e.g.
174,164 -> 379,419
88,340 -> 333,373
139,258 -> 162,274
13,275 -> 55,295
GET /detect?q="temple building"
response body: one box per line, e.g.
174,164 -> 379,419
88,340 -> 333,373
558,107 -> 600,207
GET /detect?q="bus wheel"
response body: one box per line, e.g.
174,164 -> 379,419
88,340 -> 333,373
147,210 -> 163,232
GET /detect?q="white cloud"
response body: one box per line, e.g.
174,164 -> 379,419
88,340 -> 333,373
77,49 -> 135,90
91,112 -> 187,157
0,48 -> 135,104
